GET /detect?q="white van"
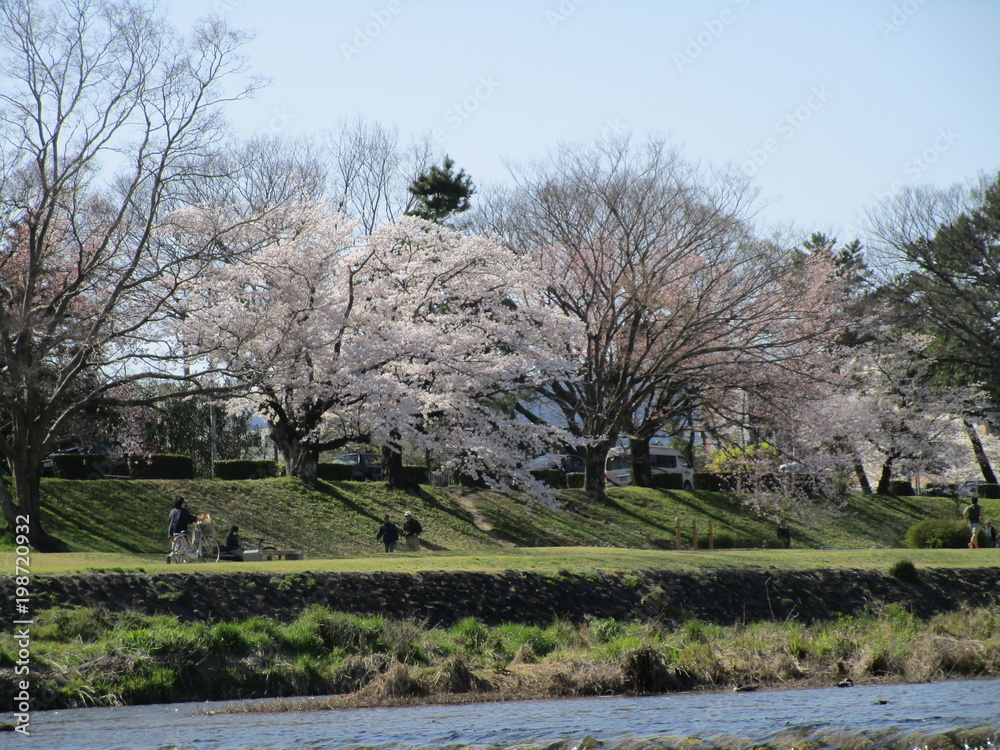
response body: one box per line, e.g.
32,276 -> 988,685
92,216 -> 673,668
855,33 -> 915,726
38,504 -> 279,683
605,444 -> 695,489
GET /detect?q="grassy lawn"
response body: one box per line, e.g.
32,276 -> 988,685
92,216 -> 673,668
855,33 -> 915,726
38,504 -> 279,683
4,545 -> 997,576
3,475 -> 998,575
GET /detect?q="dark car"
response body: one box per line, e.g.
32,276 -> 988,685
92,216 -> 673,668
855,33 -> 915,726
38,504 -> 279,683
331,452 -> 382,481
41,444 -> 129,478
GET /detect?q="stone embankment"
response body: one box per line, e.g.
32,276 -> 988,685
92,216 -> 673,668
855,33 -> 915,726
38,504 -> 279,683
5,566 -> 1000,626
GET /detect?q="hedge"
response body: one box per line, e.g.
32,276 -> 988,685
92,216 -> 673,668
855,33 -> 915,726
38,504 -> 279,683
52,453 -> 127,480
129,454 -> 195,480
904,519 -> 969,549
650,473 -> 684,490
529,468 -> 563,488
979,483 -> 1000,499
212,460 -> 279,480
566,472 -> 584,489
888,480 -> 915,496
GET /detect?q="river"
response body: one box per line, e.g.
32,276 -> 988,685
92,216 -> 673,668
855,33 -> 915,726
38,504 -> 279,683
2,678 -> 998,749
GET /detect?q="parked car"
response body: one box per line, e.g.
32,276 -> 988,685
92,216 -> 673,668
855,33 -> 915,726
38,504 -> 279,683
605,444 -> 694,490
529,454 -> 585,475
330,452 -> 382,481
41,444 -> 129,478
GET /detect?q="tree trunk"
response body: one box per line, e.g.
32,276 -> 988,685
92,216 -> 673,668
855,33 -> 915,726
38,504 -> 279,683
853,456 -> 873,495
269,424 -> 319,485
876,457 -> 895,495
965,420 -> 998,484
584,439 -> 615,497
382,445 -> 405,489
5,458 -> 66,551
631,438 -> 652,487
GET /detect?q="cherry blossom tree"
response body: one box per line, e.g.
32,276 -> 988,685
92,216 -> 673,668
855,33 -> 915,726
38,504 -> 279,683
0,0 -> 308,548
177,207 -> 580,492
480,137 -> 844,495
797,329 -> 985,495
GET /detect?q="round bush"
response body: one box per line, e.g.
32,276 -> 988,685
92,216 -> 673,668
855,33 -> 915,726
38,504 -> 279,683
904,519 -> 968,549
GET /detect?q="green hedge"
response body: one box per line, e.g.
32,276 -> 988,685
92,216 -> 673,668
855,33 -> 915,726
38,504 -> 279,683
52,453 -> 126,479
212,460 -> 279,480
694,473 -> 735,492
529,468 -> 563,488
401,465 -> 428,485
888,480 -> 915,496
129,454 -> 195,480
650,473 -> 684,490
317,462 -> 355,481
904,519 -> 969,549
566,472 -> 584,489
979,483 -> 1000,499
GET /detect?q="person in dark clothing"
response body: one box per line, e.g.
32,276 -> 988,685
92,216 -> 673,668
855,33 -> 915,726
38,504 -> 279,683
375,514 -> 400,552
167,497 -> 198,543
403,510 -> 422,551
226,525 -> 244,553
777,520 -> 791,549
964,497 -> 983,549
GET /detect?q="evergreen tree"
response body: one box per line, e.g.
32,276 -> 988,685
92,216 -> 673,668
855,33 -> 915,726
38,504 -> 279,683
406,157 -> 475,225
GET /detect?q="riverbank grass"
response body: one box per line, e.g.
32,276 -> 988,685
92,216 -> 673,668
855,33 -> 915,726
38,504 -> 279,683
5,602 -> 999,711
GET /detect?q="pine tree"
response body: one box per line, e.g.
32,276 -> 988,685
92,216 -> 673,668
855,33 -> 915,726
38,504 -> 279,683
406,157 -> 475,225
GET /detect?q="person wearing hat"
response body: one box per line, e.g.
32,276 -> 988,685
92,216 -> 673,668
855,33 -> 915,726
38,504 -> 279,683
402,510 -> 422,551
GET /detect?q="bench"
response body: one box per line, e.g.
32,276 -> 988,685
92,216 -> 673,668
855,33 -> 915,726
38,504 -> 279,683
240,548 -> 304,562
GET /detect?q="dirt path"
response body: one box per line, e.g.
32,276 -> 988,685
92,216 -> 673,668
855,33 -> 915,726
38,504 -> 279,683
450,491 -> 517,547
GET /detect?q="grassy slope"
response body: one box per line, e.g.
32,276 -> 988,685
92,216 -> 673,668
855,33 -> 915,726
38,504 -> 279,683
9,476 -> 997,562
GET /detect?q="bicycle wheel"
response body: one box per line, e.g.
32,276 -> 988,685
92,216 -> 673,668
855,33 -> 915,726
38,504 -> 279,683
199,535 -> 221,563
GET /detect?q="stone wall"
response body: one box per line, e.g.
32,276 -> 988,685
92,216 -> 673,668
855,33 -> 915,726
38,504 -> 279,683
4,566 -> 1000,628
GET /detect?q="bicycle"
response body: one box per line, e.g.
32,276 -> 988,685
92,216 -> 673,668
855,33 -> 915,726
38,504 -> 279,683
167,514 -> 221,563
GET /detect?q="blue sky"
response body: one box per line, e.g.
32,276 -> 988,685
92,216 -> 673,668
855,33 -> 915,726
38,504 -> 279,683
165,0 -> 1000,246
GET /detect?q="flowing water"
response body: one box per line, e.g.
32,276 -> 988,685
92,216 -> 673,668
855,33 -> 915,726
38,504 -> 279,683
2,678 -> 999,750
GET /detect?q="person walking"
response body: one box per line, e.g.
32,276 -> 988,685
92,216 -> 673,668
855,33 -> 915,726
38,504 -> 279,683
777,520 -> 791,549
402,510 -> 422,551
963,496 -> 983,549
375,514 -> 400,552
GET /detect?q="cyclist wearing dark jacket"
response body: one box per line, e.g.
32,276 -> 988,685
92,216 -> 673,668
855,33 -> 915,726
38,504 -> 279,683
168,497 -> 198,539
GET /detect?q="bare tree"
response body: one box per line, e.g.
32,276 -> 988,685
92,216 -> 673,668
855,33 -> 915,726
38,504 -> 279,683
322,116 -> 435,234
480,137 -> 842,496
0,0 -> 307,548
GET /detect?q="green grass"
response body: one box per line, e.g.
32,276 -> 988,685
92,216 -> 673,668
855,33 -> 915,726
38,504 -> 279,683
2,545 -> 996,577
3,476 -> 998,571
7,601 -> 1000,710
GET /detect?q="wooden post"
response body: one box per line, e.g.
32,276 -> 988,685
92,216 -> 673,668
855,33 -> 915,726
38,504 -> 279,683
692,518 -> 698,550
675,517 -> 681,550
708,519 -> 714,550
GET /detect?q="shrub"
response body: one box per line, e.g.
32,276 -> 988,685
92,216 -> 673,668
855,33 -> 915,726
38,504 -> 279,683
888,480 -> 914,496
52,453 -> 128,479
316,462 -> 354,481
129,454 -> 194,479
212,460 -> 279,480
401,465 -> 428,485
904,519 -> 968,549
978,483 -> 1000,499
888,559 -> 921,584
566,471 -> 584,489
529,468 -> 562,488
695,473 -> 734,492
